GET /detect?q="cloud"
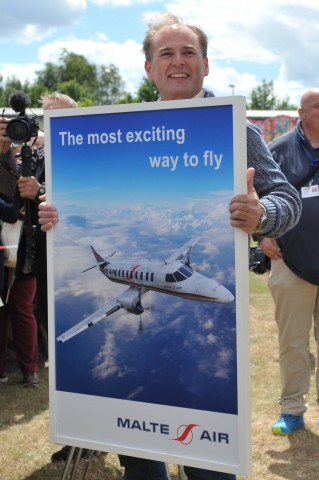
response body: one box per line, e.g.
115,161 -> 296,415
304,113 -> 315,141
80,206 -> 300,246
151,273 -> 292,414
0,0 -> 86,43
2,1 -> 317,112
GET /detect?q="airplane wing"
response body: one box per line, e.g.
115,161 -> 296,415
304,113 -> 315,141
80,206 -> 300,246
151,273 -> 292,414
164,235 -> 202,264
56,300 -> 121,343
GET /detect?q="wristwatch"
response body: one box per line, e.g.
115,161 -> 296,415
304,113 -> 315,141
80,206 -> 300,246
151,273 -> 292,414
35,183 -> 46,203
255,202 -> 268,233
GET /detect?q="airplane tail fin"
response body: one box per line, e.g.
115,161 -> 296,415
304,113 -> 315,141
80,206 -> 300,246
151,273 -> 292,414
82,246 -> 116,272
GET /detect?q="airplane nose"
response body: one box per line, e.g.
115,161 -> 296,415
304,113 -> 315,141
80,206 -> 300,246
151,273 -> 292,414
214,284 -> 234,304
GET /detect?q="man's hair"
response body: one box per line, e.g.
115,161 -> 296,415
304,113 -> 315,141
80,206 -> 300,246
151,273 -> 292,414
40,91 -> 78,109
142,12 -> 208,62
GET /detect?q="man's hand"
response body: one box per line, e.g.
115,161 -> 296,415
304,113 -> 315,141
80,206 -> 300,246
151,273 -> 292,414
259,237 -> 282,260
17,176 -> 40,200
38,195 -> 58,232
229,167 -> 262,234
0,117 -> 12,154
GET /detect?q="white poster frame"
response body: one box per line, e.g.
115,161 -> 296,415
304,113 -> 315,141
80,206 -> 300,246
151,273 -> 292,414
45,96 -> 251,476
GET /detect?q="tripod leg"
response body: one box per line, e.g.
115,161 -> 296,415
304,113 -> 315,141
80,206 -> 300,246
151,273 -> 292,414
178,465 -> 187,480
80,450 -> 95,480
69,448 -> 83,480
59,446 -> 76,480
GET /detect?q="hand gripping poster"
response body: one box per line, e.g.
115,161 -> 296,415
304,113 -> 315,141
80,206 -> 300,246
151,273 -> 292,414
46,96 -> 251,476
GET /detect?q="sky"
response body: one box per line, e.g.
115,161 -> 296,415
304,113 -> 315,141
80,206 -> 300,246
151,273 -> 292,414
1,0 -> 319,108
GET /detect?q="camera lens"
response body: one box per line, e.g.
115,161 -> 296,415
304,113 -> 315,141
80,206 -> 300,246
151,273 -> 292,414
6,118 -> 30,143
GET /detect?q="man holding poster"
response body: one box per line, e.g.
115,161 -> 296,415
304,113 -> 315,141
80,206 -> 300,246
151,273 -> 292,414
40,11 -> 301,480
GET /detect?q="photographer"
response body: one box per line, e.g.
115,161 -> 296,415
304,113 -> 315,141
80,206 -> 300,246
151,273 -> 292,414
0,91 -> 77,386
0,110 -> 41,387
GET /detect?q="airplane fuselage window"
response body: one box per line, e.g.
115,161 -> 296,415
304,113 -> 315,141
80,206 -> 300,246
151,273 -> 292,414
165,265 -> 194,283
106,266 -> 156,283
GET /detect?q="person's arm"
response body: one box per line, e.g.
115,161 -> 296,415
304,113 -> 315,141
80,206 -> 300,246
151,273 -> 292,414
244,122 -> 301,238
0,192 -> 19,224
17,176 -> 42,200
259,237 -> 282,260
229,167 -> 263,234
0,117 -> 12,155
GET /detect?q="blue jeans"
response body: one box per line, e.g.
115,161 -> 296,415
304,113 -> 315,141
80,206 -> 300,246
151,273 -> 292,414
119,456 -> 236,480
119,456 -> 169,480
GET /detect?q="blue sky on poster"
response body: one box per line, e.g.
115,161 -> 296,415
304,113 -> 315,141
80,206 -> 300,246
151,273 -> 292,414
49,103 -> 234,207
1,0 -> 319,107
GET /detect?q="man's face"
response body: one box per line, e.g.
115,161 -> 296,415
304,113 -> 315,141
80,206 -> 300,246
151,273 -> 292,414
299,91 -> 319,135
145,25 -> 209,101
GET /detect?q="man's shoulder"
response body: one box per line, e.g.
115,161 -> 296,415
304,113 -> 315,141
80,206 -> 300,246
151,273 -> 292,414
246,120 -> 261,135
268,128 -> 295,151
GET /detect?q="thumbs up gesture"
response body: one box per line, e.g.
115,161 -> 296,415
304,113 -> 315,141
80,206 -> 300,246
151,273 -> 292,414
229,167 -> 264,234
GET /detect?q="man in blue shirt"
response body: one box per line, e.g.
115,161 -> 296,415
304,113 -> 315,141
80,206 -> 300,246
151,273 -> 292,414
259,89 -> 319,436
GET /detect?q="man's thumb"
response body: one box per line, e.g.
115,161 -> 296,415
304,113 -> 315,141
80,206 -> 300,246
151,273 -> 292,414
247,167 -> 255,194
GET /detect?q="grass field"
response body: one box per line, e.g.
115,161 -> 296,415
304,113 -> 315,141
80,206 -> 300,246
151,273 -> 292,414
0,272 -> 318,479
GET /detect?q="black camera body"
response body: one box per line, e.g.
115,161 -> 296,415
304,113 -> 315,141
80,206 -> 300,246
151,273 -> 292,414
5,90 -> 39,143
6,112 -> 39,144
249,245 -> 271,275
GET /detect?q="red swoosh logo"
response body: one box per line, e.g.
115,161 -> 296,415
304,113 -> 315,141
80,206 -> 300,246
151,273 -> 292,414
172,424 -> 200,444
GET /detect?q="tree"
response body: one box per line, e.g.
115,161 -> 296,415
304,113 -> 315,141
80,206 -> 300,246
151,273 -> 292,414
34,50 -> 97,104
96,64 -> 126,105
135,77 -> 159,102
29,50 -> 127,105
115,77 -> 159,104
275,95 -> 298,110
0,52 -> 160,108
35,63 -> 61,94
248,79 -> 277,110
0,77 -> 28,109
248,79 -> 297,110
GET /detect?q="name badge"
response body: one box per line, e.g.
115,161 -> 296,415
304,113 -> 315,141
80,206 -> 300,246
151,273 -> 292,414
301,184 -> 319,198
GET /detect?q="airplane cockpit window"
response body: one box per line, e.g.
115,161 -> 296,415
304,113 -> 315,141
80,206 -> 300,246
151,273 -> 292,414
165,264 -> 194,283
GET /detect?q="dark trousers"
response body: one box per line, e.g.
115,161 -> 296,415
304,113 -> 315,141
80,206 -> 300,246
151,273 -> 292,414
184,466 -> 236,480
0,272 -> 38,374
119,456 -> 169,480
118,456 -> 236,480
35,272 -> 48,357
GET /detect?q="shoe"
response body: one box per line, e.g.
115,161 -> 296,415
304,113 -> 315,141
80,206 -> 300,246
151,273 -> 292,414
272,414 -> 305,435
51,446 -> 72,462
51,446 -> 90,462
22,371 -> 40,387
0,373 -> 8,383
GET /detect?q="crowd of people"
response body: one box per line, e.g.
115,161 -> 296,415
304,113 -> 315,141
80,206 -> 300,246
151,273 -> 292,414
1,9 -> 318,480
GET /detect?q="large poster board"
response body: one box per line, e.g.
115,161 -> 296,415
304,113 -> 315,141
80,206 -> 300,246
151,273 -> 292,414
46,96 -> 251,476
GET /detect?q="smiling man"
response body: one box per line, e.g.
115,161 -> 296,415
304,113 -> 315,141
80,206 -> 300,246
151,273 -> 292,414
40,11 -> 302,480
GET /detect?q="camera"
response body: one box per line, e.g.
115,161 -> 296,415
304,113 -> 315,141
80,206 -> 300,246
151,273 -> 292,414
5,90 -> 39,143
249,245 -> 271,274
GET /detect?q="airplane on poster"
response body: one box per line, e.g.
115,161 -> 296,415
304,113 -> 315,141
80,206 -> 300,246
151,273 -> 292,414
56,235 -> 234,343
